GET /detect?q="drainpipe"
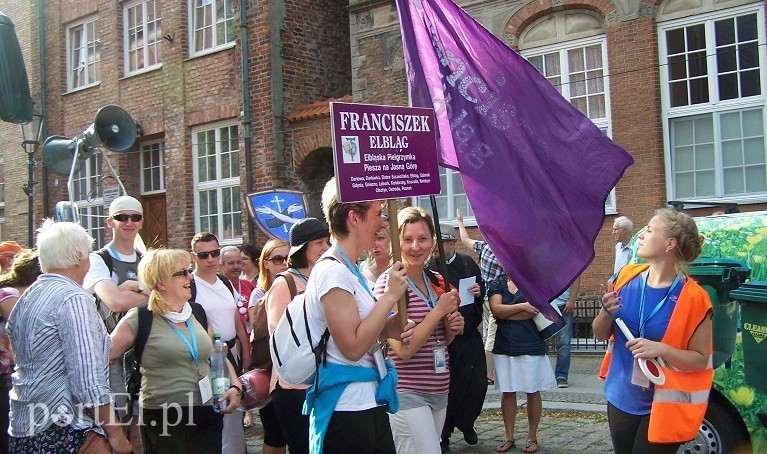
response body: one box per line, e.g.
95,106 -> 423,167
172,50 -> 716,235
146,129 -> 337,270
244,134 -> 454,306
269,0 -> 285,170
240,0 -> 255,242
37,0 -> 49,219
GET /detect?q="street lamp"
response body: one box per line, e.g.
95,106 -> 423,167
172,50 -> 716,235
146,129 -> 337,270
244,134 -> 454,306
20,112 -> 44,247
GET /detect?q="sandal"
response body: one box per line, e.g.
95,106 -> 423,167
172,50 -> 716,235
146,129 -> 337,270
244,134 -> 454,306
243,410 -> 254,429
487,378 -> 495,386
522,439 -> 538,453
495,438 -> 515,453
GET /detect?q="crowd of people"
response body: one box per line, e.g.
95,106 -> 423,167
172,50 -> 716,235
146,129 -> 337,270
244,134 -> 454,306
0,183 -> 714,454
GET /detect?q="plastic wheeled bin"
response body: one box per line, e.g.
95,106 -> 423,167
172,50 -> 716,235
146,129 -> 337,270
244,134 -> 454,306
731,281 -> 767,393
686,258 -> 751,369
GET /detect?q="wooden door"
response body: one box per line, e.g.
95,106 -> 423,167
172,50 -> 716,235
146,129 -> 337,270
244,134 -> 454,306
141,194 -> 167,248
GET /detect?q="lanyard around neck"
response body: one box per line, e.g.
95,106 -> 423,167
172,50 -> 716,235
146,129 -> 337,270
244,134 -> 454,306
165,319 -> 199,369
334,247 -> 376,300
407,270 -> 436,309
638,272 -> 681,338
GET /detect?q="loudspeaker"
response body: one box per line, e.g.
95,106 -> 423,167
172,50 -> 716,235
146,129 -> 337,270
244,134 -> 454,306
0,12 -> 33,124
41,135 -> 79,176
83,105 -> 136,153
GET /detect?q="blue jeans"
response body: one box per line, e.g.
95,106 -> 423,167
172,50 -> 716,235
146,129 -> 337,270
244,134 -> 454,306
554,308 -> 573,380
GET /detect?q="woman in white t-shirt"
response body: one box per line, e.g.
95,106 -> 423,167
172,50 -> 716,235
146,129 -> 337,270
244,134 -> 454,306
301,178 -> 413,453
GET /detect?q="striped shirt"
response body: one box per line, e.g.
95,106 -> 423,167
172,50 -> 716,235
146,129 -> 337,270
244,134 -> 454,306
6,273 -> 112,437
374,272 -> 450,395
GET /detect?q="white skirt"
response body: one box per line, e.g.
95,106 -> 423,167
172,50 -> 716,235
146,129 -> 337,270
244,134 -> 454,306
493,354 -> 556,394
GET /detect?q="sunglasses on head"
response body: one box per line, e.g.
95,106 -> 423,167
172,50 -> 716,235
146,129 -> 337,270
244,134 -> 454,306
267,255 -> 287,265
112,213 -> 143,222
172,267 -> 194,278
194,249 -> 221,260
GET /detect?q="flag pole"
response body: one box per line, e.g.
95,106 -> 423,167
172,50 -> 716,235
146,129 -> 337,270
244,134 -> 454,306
429,195 -> 452,292
387,200 -> 410,328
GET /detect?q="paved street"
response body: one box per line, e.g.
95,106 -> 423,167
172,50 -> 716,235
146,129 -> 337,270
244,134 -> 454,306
245,355 -> 616,452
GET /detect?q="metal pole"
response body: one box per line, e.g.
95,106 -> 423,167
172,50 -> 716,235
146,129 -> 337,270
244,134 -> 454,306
429,195 -> 451,291
22,144 -> 35,246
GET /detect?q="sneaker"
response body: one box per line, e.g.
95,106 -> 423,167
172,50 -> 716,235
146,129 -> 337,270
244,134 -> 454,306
557,378 -> 569,388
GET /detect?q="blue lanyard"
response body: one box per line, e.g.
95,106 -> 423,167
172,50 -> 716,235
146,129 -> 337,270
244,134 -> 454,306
334,247 -> 376,301
165,319 -> 199,369
290,268 -> 308,285
638,272 -> 681,338
407,270 -> 436,309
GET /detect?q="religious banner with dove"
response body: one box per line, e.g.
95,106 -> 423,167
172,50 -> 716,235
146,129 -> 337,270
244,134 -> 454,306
246,189 -> 309,241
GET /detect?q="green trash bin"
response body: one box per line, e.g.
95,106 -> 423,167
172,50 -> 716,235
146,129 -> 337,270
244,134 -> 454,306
731,281 -> 767,393
687,258 -> 751,368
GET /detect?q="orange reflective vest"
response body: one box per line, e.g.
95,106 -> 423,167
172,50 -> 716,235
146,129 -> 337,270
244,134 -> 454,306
599,264 -> 713,443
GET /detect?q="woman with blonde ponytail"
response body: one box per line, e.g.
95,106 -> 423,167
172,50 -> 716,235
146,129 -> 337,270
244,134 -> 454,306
594,209 -> 712,453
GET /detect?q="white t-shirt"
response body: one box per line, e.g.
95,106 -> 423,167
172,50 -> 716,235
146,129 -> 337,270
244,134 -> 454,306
83,244 -> 139,293
193,275 -> 237,341
304,255 -> 378,411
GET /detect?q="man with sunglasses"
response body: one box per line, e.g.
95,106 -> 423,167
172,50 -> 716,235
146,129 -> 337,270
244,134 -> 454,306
83,195 -> 148,453
219,246 -> 256,333
190,233 -> 249,454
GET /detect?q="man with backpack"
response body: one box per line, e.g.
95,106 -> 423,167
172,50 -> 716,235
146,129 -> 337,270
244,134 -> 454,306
83,195 -> 148,453
191,232 -> 249,454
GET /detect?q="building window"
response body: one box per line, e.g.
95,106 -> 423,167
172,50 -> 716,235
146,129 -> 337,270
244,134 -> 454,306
67,18 -> 100,91
414,168 -> 473,223
124,0 -> 161,75
660,5 -> 766,201
140,141 -> 165,194
192,122 -> 241,243
72,154 -> 105,248
524,37 -> 617,213
190,0 -> 235,55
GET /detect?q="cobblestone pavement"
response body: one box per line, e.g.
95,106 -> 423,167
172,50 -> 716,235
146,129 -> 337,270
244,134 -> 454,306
244,355 -> 615,452
244,410 -> 613,453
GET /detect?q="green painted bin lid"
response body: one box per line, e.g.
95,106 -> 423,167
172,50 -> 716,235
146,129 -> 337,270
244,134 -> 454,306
687,257 -> 750,280
731,281 -> 767,304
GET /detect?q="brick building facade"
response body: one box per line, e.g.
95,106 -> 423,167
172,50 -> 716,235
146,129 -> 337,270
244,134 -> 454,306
0,0 -> 350,250
348,0 -> 767,292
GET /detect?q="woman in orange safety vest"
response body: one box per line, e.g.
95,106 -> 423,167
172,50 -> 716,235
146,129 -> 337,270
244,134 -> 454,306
593,208 -> 713,453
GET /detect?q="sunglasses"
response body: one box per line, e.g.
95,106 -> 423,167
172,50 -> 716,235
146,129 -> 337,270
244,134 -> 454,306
172,267 -> 194,278
267,255 -> 287,265
112,213 -> 143,222
194,249 -> 221,260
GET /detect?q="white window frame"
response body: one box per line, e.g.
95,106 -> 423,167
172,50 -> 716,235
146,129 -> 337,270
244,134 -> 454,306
123,0 -> 162,76
66,17 -> 100,92
72,154 -> 105,249
659,4 -> 767,203
188,0 -> 236,57
413,167 -> 474,224
522,35 -> 617,214
192,121 -> 242,244
140,140 -> 166,195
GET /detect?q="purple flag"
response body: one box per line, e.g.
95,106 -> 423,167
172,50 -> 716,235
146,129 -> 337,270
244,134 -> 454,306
396,0 -> 633,316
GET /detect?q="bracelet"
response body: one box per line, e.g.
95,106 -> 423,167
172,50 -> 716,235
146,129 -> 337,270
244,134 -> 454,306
228,384 -> 243,397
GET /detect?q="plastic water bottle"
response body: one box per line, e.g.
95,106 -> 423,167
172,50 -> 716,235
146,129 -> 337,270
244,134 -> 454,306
210,333 -> 230,412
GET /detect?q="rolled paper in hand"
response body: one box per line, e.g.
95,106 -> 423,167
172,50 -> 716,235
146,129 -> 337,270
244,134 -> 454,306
614,318 -> 666,385
533,311 -> 566,340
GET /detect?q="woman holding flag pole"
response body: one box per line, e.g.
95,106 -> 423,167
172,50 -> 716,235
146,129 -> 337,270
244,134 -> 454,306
593,208 -> 713,453
375,206 -> 464,454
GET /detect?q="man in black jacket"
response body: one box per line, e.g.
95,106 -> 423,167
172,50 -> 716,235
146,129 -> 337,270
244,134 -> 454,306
428,225 -> 487,452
